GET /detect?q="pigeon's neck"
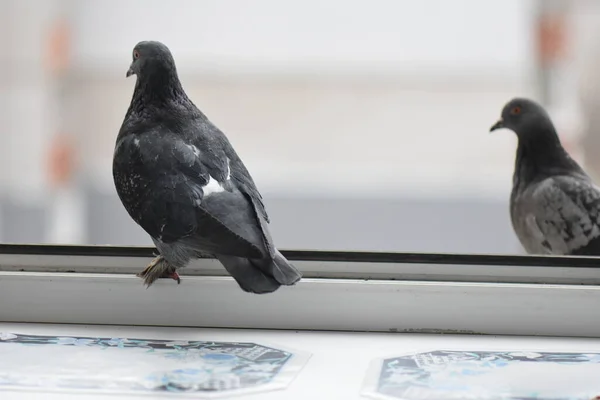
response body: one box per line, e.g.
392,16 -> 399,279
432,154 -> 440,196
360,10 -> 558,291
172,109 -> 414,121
513,128 -> 584,189
128,67 -> 192,113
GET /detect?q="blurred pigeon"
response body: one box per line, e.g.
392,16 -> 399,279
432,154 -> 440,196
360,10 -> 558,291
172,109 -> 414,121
113,41 -> 302,293
490,97 -> 600,255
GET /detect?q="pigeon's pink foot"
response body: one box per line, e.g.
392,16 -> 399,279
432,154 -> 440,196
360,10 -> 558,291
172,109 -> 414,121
137,255 -> 180,287
168,270 -> 181,284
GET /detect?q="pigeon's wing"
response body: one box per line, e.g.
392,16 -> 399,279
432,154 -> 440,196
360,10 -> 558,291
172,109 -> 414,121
198,120 -> 270,224
224,157 -> 276,256
527,175 -> 600,254
198,122 -> 275,257
522,214 -> 553,254
234,165 -> 270,223
114,133 -> 264,259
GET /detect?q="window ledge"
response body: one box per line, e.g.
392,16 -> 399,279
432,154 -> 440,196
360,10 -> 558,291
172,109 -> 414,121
1,245 -> 599,338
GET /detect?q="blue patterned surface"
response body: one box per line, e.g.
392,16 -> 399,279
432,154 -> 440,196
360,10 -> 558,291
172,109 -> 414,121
374,350 -> 600,400
0,332 -> 296,395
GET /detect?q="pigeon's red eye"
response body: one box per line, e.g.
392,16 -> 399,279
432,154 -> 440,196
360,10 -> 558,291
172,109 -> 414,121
511,106 -> 521,115
133,50 -> 140,59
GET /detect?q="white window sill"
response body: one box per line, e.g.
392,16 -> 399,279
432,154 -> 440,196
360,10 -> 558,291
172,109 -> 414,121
0,245 -> 599,338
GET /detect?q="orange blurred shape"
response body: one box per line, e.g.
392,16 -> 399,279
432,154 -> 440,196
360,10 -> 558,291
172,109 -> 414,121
47,133 -> 76,188
45,19 -> 70,74
537,13 -> 567,64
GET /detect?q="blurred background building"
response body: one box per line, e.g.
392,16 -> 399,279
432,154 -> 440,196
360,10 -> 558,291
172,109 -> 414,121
0,0 -> 598,254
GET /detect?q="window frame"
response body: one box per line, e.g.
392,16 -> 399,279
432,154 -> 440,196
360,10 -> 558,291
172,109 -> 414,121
0,244 -> 599,338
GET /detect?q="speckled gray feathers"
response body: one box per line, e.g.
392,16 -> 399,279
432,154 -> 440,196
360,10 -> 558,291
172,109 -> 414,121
113,41 -> 301,293
510,175 -> 600,254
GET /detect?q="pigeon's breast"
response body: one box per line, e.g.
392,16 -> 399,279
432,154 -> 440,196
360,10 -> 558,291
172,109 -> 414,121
114,170 -> 145,198
113,167 -> 150,217
113,138 -> 152,214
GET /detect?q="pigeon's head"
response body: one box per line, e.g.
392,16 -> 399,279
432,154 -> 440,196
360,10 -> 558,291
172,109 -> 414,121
490,97 -> 555,139
126,41 -> 176,79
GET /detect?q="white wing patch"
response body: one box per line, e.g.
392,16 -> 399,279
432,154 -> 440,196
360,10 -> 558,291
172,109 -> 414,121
203,175 -> 225,196
201,157 -> 231,197
184,145 -> 231,197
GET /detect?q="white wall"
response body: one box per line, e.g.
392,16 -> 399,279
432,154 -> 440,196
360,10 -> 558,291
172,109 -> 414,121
71,0 -> 535,78
2,0 -> 62,204
67,0 -> 538,199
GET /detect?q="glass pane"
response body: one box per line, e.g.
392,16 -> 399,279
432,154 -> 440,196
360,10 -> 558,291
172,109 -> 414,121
2,0 -> 595,258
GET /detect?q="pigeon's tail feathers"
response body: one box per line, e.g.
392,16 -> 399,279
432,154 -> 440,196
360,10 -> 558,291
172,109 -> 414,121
216,251 -> 302,294
271,249 -> 302,285
216,255 -> 281,294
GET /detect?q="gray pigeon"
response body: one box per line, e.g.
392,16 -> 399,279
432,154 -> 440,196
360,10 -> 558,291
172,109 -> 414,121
490,97 -> 600,255
112,41 -> 302,293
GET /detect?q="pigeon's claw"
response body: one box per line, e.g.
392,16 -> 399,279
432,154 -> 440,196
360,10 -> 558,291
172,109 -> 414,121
136,255 -> 180,287
168,270 -> 181,284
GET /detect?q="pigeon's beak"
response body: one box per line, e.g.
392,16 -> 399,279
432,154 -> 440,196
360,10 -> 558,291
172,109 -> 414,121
489,119 -> 504,132
126,66 -> 135,78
